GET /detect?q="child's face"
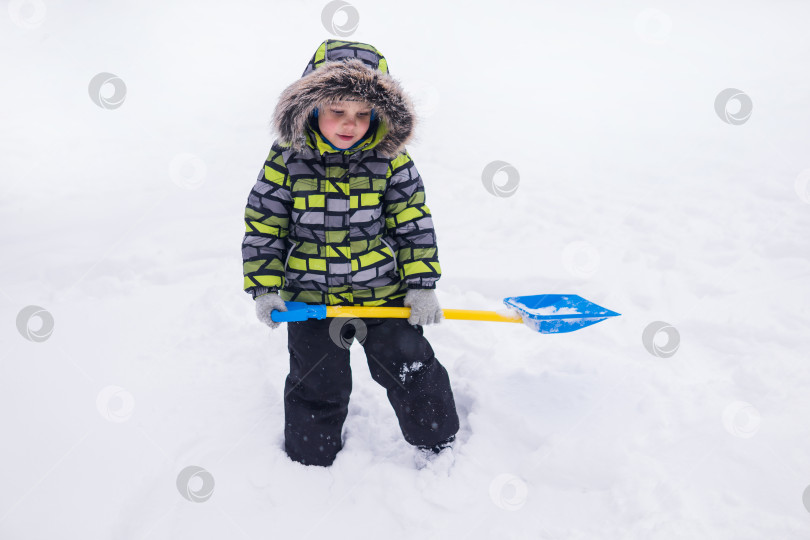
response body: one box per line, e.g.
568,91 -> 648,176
317,100 -> 373,149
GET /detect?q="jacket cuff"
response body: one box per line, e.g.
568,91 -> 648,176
250,286 -> 279,299
405,281 -> 437,290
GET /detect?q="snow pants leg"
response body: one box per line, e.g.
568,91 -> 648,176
283,296 -> 459,467
283,318 -> 352,467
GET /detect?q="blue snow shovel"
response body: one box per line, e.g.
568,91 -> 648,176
270,294 -> 620,334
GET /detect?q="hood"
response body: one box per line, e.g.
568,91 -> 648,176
271,40 -> 416,158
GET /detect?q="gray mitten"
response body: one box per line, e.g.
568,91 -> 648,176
255,292 -> 288,329
403,288 -> 443,326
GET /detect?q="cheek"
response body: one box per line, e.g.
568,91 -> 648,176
319,116 -> 340,136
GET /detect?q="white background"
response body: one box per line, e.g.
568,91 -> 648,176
2,0 -> 809,538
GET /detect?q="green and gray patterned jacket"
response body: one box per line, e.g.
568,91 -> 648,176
242,40 -> 441,306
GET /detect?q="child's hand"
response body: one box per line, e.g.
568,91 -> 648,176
255,292 -> 288,330
403,289 -> 444,326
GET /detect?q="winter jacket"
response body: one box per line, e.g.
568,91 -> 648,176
241,40 -> 441,306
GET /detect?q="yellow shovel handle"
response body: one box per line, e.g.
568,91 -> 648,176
325,306 -> 523,323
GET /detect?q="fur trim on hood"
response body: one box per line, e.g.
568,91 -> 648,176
272,56 -> 416,158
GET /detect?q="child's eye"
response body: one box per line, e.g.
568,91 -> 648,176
330,109 -> 343,115
358,112 -> 370,117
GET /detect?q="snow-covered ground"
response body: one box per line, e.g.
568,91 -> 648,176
2,1 -> 810,538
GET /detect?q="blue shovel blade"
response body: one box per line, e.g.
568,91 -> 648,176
503,294 -> 621,334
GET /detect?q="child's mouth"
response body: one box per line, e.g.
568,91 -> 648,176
337,134 -> 353,141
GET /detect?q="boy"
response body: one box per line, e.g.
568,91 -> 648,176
242,40 -> 459,467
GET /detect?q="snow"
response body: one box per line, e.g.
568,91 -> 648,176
2,1 -> 810,539
399,361 -> 424,383
507,303 -> 582,316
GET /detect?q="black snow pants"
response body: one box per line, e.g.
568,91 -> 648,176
283,295 -> 460,466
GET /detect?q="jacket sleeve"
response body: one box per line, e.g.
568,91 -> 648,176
242,145 -> 292,299
383,153 -> 441,289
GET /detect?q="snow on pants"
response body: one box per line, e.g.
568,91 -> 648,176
283,295 -> 460,467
